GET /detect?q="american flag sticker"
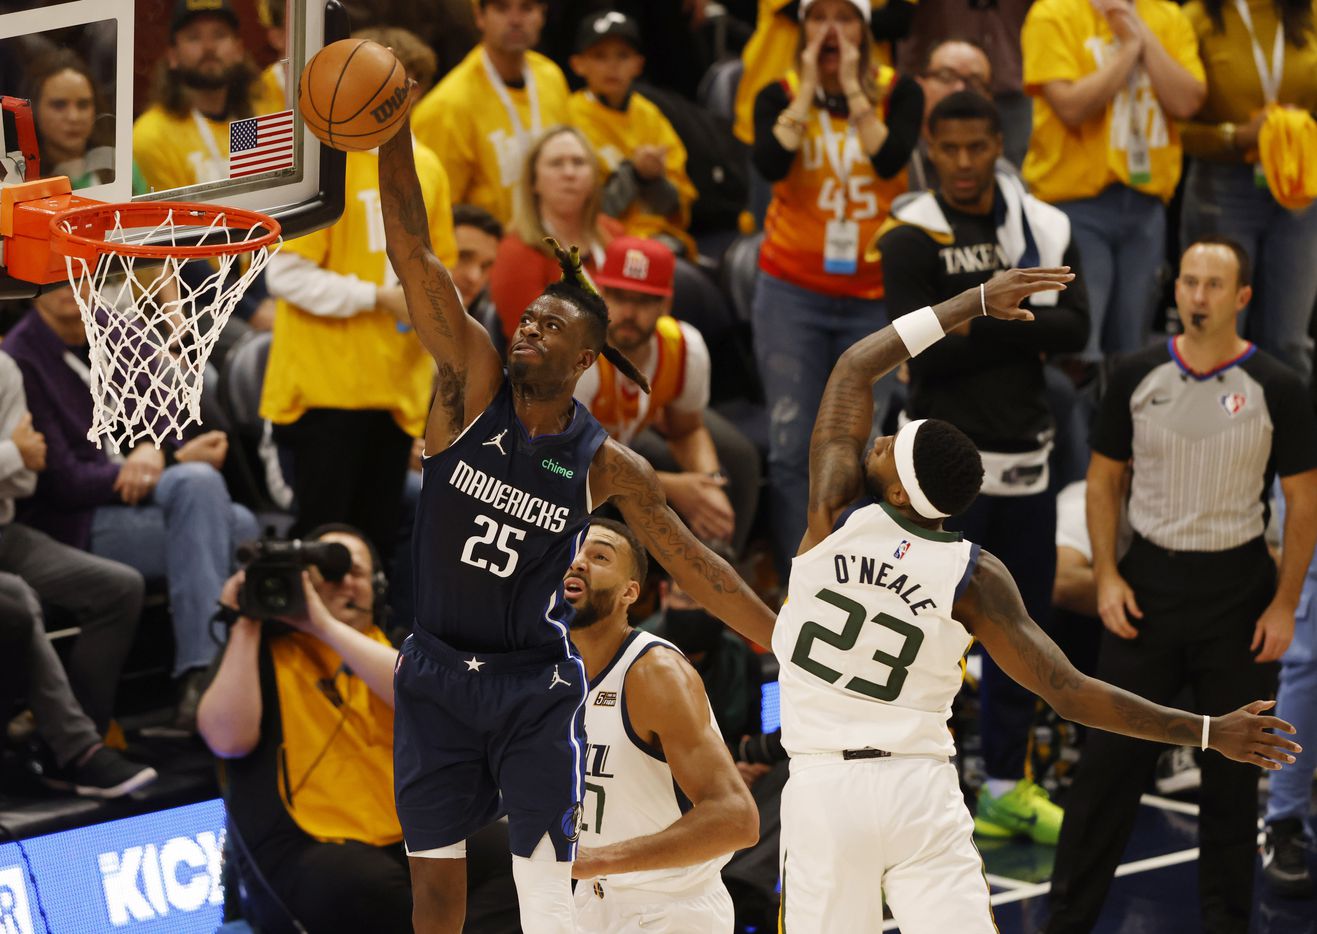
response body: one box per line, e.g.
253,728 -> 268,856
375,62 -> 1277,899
229,110 -> 294,179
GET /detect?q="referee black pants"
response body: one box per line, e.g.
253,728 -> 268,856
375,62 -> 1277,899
1046,535 -> 1278,934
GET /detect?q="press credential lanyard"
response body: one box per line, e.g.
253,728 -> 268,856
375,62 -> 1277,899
817,108 -> 860,275
1234,0 -> 1284,187
1124,66 -> 1152,186
482,48 -> 541,185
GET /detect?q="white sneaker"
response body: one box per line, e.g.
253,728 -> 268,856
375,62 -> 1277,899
1154,746 -> 1201,795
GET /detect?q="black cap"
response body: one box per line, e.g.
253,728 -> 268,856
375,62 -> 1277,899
172,0 -> 240,35
574,11 -> 643,54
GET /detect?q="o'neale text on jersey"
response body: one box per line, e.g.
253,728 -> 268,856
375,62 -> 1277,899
833,553 -> 937,615
449,459 -> 570,533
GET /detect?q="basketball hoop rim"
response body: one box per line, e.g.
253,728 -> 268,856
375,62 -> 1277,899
48,200 -> 282,263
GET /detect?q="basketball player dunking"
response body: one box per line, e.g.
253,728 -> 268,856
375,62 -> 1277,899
377,117 -> 777,934
771,267 -> 1302,932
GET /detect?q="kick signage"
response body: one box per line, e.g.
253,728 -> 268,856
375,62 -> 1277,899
0,799 -> 228,932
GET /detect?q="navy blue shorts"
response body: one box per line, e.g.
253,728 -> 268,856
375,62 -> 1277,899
393,627 -> 588,860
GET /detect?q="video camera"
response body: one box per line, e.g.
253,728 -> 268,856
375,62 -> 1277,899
235,537 -> 352,620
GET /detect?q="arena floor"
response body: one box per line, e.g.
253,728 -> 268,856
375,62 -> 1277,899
884,792 -> 1316,934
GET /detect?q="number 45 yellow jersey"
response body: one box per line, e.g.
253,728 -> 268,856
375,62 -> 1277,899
771,500 -> 979,758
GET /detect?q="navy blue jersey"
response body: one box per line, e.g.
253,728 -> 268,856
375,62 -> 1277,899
414,378 -> 609,653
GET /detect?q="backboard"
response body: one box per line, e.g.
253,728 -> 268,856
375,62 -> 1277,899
0,0 -> 348,296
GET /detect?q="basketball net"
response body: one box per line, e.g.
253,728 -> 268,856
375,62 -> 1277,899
61,207 -> 278,452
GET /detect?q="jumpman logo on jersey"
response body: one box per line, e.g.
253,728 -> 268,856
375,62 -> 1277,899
549,665 -> 572,690
483,429 -> 509,456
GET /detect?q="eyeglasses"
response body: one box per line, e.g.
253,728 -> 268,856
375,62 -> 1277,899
924,68 -> 991,96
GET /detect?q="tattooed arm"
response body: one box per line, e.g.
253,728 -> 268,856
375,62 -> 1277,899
803,267 -> 1073,554
593,440 -> 777,647
955,551 -> 1301,768
378,117 -> 502,453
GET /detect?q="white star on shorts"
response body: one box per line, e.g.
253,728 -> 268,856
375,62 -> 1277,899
465,657 -> 485,672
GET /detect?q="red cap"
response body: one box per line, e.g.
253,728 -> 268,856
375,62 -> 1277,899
594,237 -> 675,297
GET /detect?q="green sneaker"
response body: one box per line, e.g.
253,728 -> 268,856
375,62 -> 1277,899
973,780 -> 1064,845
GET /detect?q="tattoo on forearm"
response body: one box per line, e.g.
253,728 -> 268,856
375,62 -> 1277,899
1111,692 -> 1199,745
602,447 -> 745,599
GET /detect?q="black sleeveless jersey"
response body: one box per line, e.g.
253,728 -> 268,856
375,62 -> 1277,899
413,379 -> 609,653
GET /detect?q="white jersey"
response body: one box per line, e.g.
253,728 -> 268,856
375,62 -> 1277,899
580,631 -> 729,895
771,501 -> 979,757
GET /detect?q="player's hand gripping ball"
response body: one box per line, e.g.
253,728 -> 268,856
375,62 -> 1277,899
299,39 -> 411,152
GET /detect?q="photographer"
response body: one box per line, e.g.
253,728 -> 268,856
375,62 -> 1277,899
196,525 -> 409,933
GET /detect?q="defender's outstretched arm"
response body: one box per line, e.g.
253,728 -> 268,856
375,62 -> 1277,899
804,268 -> 1073,549
956,551 -> 1301,769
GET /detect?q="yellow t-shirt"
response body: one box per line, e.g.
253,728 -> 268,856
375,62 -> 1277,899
1180,0 -> 1317,162
133,106 -> 231,193
254,62 -> 290,116
733,0 -> 896,144
411,46 -> 570,224
1021,0 -> 1205,203
271,628 -> 401,846
567,90 -> 698,255
259,143 -> 456,436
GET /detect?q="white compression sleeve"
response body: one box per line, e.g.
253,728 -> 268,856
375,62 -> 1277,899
510,834 -> 576,934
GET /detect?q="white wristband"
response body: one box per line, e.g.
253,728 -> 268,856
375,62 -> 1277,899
979,282 -> 987,316
892,306 -> 944,357
1200,714 -> 1210,751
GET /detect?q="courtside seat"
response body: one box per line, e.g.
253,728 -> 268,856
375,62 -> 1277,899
217,332 -> 290,530
719,231 -> 762,326
698,57 -> 743,126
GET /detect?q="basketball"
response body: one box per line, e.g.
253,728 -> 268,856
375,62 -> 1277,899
298,39 -> 411,152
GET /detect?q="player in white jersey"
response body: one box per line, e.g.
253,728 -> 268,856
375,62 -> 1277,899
768,268 -> 1302,933
562,519 -> 758,933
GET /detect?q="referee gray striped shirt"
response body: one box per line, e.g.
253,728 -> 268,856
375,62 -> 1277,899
1092,340 -> 1317,552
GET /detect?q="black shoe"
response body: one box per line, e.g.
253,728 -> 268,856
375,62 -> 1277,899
1262,818 -> 1314,898
42,746 -> 158,799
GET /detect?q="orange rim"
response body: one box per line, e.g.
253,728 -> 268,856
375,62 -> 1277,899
49,201 -> 281,263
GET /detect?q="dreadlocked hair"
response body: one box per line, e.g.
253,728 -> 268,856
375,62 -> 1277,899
543,238 -> 651,394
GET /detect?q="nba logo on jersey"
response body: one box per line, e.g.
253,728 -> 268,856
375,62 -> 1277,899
893,540 -> 911,560
622,249 -> 650,281
0,867 -> 34,934
1220,392 -> 1246,417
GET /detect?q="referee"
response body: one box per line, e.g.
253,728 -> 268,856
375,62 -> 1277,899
1046,238 -> 1317,933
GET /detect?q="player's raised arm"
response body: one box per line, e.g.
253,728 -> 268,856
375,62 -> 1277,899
593,441 -> 777,648
377,115 -> 502,445
955,550 -> 1302,769
804,268 -> 1073,550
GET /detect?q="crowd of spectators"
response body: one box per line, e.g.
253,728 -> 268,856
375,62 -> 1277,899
3,0 -> 1316,930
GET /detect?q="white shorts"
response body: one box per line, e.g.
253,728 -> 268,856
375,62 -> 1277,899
574,879 -> 734,933
779,755 -> 995,933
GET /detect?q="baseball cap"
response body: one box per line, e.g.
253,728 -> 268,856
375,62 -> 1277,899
798,0 -> 872,23
575,11 -> 643,54
172,0 -> 240,34
594,237 -> 675,297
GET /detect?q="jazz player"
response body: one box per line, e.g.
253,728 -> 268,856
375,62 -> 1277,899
564,518 -> 758,932
772,268 -> 1303,932
376,113 -> 777,934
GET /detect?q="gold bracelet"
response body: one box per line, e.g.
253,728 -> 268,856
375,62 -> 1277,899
776,111 -> 806,131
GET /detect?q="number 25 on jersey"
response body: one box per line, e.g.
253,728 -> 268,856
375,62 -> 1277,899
460,515 -> 525,578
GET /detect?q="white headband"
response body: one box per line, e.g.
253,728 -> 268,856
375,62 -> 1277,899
893,420 -> 949,519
